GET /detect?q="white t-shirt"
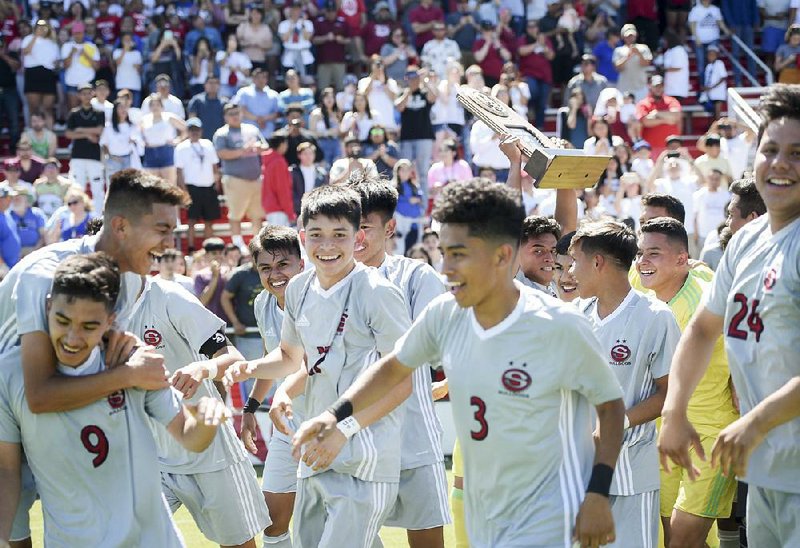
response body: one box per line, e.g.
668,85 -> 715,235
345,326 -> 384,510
174,139 -> 218,187
112,49 -> 143,91
688,4 -> 723,44
216,50 -> 252,89
140,94 -> 185,120
299,164 -> 316,195
140,113 -> 179,147
61,40 -> 99,87
20,35 -> 60,69
661,46 -> 690,98
722,134 -> 753,180
357,77 -> 400,131
793,0 -> 800,24
100,121 -> 144,157
693,186 -> 731,239
704,59 -> 728,102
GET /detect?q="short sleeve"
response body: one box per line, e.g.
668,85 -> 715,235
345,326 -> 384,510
280,277 -> 304,348
366,281 -> 410,355
408,264 -> 445,320
612,46 -> 625,65
705,231 -> 739,317
394,300 -> 443,369
193,273 -> 210,296
173,145 -> 187,169
0,381 -> 21,444
640,45 -> 653,62
212,129 -> 227,150
15,266 -> 56,336
166,285 -> 226,353
208,145 -> 219,164
649,309 -> 681,379
688,7 -> 700,23
224,269 -> 243,294
144,387 -> 183,427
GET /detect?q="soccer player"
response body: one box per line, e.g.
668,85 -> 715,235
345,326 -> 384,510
294,179 -> 626,547
636,218 -> 739,547
515,215 -> 561,297
554,230 -> 578,302
225,184 -> 413,548
239,225 -> 306,548
569,220 -> 681,548
127,273 -> 270,548
0,253 -> 230,547
659,84 -> 800,547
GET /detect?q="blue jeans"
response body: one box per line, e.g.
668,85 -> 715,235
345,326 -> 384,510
399,138 -> 434,202
0,87 -> 20,151
729,25 -> 756,85
527,77 -> 551,128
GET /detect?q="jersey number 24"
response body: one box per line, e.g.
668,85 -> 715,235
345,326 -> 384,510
727,293 -> 764,343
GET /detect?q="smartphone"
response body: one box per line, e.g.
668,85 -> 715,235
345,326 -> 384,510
666,151 -> 680,159
164,30 -> 174,41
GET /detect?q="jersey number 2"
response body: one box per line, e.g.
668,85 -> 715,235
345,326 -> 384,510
80,425 -> 109,468
727,293 -> 764,342
470,396 -> 488,441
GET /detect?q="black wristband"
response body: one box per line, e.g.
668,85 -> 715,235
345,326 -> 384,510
243,397 -> 261,414
326,398 -> 353,422
586,463 -> 614,497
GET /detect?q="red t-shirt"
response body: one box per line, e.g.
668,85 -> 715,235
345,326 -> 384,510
627,0 -> 658,20
636,94 -> 682,151
314,16 -> 347,64
517,36 -> 553,84
338,0 -> 366,35
472,39 -> 505,79
130,12 -> 149,37
362,21 -> 396,57
1,17 -> 17,46
409,4 -> 444,49
96,15 -> 121,44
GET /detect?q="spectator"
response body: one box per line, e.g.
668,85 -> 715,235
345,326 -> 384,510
397,65 -> 437,197
631,140 -> 654,181
217,33 -> 252,99
141,74 -> 185,119
427,137 -> 472,210
0,183 -> 20,275
470,85 -> 512,183
689,0 -> 730,85
722,0 -> 758,85
614,172 -> 644,230
410,0 -> 445,51
563,87 -> 591,149
518,19 -> 554,128
261,134 -> 295,226
61,21 -> 100,110
139,93 -> 186,187
9,186 -> 46,257
33,158 -> 74,217
290,141 -> 328,217
392,159 -> 424,255
65,83 -> 105,212
692,168 -> 730,255
259,0 -> 283,76
236,7 -> 273,72
583,117 -> 624,155
95,0 -> 121,45
758,0 -> 791,65
613,23 -> 652,101
312,1 -> 348,92
213,103 -> 267,249
645,149 -> 701,254
362,124 -> 400,178
421,21 -> 461,79
175,117 -> 221,251
183,14 -> 224,58
45,187 -> 95,244
13,137 -> 45,185
224,0 -> 249,38
635,75 -> 681,158
187,37 -> 216,98
775,25 -> 800,84
340,91 -> 375,141
362,2 -> 396,59
593,27 -> 620,84
233,67 -> 281,139
500,63 -> 530,120
700,45 -> 727,119
221,256 -> 263,364
155,248 -> 195,293
329,135 -> 378,184
473,19 -> 512,87
593,88 -> 629,143
272,107 -> 324,167
539,2 -> 580,91
21,111 -> 56,160
406,243 -> 433,265
380,27 -> 417,84
191,0 -> 227,31
698,118 -> 756,180
112,32 -> 143,106
308,87 -> 342,168
338,0 -> 368,66
627,0 -> 660,53
431,60 -> 466,153
358,56 -> 400,133
0,37 -> 20,151
146,21 -> 184,98
656,30 -> 691,101
447,0 -> 481,65
22,20 -> 59,128
90,80 -> 113,120
566,53 -> 609,112
100,99 -> 144,178
188,76 -> 227,141
336,73 -> 358,112
193,237 -> 230,323
694,133 -> 732,180
278,69 -> 315,123
277,3 -> 314,78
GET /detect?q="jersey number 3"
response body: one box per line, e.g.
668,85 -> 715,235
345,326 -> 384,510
80,425 -> 110,468
727,293 -> 764,343
470,396 -> 488,441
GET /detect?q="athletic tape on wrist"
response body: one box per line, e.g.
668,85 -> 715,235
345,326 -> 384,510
206,362 -> 218,381
587,463 -> 614,497
623,414 -> 630,430
327,398 -> 353,422
336,416 -> 362,439
243,397 -> 261,414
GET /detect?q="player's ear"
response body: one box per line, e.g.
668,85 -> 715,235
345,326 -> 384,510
108,214 -> 129,237
496,242 -> 516,269
677,250 -> 689,266
385,218 -> 396,239
355,228 -> 366,246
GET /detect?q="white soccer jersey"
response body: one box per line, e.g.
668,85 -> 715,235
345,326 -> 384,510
281,262 -> 411,483
0,347 -> 185,547
395,286 -> 624,547
127,277 -> 247,474
576,290 -> 680,496
515,269 -> 558,298
253,289 -> 305,440
377,254 -> 445,470
0,236 -> 143,352
706,215 -> 800,493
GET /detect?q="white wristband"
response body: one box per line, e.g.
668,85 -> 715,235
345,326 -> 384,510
623,414 -> 630,430
336,416 -> 362,439
206,362 -> 218,380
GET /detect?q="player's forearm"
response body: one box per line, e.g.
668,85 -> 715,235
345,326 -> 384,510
278,366 -> 307,399
626,379 -> 667,427
0,464 -> 20,542
206,345 -> 245,380
554,189 -> 578,234
342,354 -> 413,415
354,373 -> 412,429
593,398 -> 625,468
248,377 -> 275,402
746,376 -> 800,437
177,407 -> 217,452
249,345 -> 303,380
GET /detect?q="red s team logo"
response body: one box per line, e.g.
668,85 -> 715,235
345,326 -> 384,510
501,368 -> 532,393
764,267 -> 778,290
143,328 -> 162,346
107,391 -> 126,409
610,342 -> 631,363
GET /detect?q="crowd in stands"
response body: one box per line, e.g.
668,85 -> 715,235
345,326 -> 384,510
0,0 -> 793,285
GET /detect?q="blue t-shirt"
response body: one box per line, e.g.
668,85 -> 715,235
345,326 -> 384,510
0,211 -> 20,267
593,41 -> 618,83
233,85 -> 281,136
9,207 -> 46,248
396,181 -> 423,219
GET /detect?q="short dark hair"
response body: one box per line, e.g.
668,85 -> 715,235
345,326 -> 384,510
432,178 -> 525,246
640,193 -> 686,224
203,237 -> 225,252
346,174 -> 398,224
51,253 -> 121,313
570,220 -> 638,271
253,224 -> 302,262
556,230 -> 575,255
640,217 -> 689,252
758,84 -> 800,143
729,177 -> 766,218
268,134 -> 288,150
719,226 -> 734,252
405,243 -> 432,265
521,215 -> 562,244
104,169 -> 189,219
300,185 -> 361,231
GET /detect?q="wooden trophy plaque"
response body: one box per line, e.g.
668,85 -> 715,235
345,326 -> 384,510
456,85 -> 610,189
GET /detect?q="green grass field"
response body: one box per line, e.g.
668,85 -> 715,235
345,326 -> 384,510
25,469 -> 456,547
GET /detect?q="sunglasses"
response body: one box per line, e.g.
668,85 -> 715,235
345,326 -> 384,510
370,129 -> 385,135
67,200 -> 81,206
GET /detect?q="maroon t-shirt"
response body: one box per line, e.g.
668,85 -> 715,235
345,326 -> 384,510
314,16 -> 348,63
96,15 -> 121,44
362,21 -> 396,56
517,36 -> 553,84
472,39 -> 505,79
627,0 -> 658,20
409,4 -> 444,49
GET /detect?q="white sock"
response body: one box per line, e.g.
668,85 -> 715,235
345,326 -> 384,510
231,234 -> 246,250
263,532 -> 292,548
718,528 -> 740,548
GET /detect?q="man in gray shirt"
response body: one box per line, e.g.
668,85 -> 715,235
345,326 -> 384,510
213,103 -> 268,250
566,54 -> 609,112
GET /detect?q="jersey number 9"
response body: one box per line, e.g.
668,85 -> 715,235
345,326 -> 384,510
81,425 -> 110,468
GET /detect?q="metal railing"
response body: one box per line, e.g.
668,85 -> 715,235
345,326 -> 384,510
727,87 -> 766,135
726,34 -> 774,86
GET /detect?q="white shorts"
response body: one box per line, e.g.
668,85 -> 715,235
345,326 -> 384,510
161,459 -> 271,546
608,490 -> 659,548
261,433 -> 298,494
385,463 -> 452,530
747,485 -> 800,547
11,459 -> 37,542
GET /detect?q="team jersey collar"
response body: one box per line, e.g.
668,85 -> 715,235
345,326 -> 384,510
312,261 -> 363,299
468,290 -> 526,341
57,347 -> 104,376
591,288 -> 637,327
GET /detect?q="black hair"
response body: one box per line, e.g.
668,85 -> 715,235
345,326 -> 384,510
268,134 -> 288,150
346,174 -> 398,224
51,253 -> 121,313
422,228 -> 439,241
640,217 -> 689,252
319,86 -> 339,129
253,224 -> 302,262
719,226 -> 734,252
556,230 -> 575,255
86,217 -> 103,235
640,193 -> 686,224
757,84 -> 800,143
352,91 -> 373,118
521,215 -> 562,243
111,100 -> 130,133
300,184 -> 361,232
432,178 -> 525,246
405,243 -> 432,265
570,220 -> 638,271
729,177 -> 766,218
104,169 -> 190,219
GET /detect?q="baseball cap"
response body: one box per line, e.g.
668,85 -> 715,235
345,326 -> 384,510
186,117 -> 203,128
373,1 -> 390,14
480,19 -> 494,30
285,103 -> 305,113
202,237 -> 226,252
621,23 -> 637,37
77,82 -> 93,92
581,53 -> 597,64
0,183 -> 18,198
632,140 -> 651,151
707,44 -> 720,53
666,135 -> 682,145
650,74 -> 664,86
155,73 -> 172,84
705,133 -> 722,145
